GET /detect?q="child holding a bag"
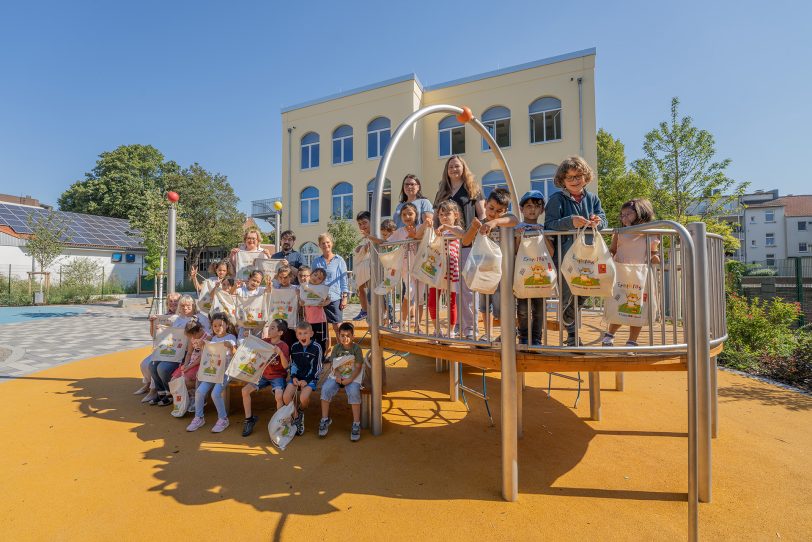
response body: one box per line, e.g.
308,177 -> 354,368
240,319 -> 291,437
544,156 -> 607,346
353,211 -> 372,321
170,320 -> 211,411
602,198 -> 660,347
136,292 -> 180,396
318,322 -> 364,441
386,202 -> 430,332
430,200 -> 463,337
186,313 -> 238,433
191,259 -> 233,295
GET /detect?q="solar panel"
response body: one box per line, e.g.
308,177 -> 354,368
0,202 -> 143,248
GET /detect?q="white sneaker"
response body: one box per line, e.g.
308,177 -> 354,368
186,417 -> 205,432
601,334 -> 615,347
141,389 -> 158,403
211,417 -> 230,433
133,383 -> 150,395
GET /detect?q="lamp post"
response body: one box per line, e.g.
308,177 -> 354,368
166,191 -> 179,295
274,200 -> 283,253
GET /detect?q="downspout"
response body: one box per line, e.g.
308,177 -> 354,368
287,126 -> 296,231
577,77 -> 584,157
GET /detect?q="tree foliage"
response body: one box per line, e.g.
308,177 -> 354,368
128,189 -> 189,278
327,217 -> 361,262
58,144 -> 180,219
25,212 -> 70,272
597,128 -> 655,227
636,97 -> 747,221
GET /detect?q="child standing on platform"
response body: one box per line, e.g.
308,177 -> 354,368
515,190 -> 552,346
353,211 -> 372,321
430,200 -> 462,337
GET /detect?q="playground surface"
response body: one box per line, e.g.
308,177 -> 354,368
1,345 -> 810,541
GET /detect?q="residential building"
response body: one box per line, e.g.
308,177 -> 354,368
270,48 -> 597,251
743,194 -> 812,265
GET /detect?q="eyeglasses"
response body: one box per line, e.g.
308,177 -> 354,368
564,174 -> 585,182
281,236 -> 294,241
404,182 -> 419,187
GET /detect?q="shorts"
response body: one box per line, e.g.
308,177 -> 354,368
323,299 -> 343,323
289,379 -> 318,391
320,378 -> 361,404
255,377 -> 286,391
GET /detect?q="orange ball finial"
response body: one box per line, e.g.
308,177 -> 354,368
166,191 -> 179,203
456,106 -> 473,124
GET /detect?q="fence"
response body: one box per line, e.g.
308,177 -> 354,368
1,264 -> 137,306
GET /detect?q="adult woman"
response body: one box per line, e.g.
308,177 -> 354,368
230,229 -> 272,285
393,174 -> 434,228
433,155 -> 485,340
311,232 -> 349,344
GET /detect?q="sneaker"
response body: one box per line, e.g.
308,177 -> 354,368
158,395 -> 173,406
186,417 -> 205,432
531,339 -> 542,347
133,383 -> 150,395
565,335 -> 584,347
352,310 -> 368,321
295,409 -> 305,436
242,416 -> 257,437
602,333 -> 615,347
318,417 -> 332,437
350,422 -> 361,442
141,389 -> 158,403
211,417 -> 230,433
464,330 -> 475,341
149,393 -> 165,406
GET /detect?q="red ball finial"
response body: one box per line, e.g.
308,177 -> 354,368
167,191 -> 179,203
456,106 -> 473,124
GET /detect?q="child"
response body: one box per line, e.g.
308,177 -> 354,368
271,265 -> 299,346
240,318 -> 290,437
230,269 -> 268,341
462,188 -> 519,341
283,322 -> 323,436
191,259 -> 232,294
136,292 -> 181,396
544,156 -> 607,346
515,190 -> 552,346
353,211 -> 372,321
298,266 -> 330,353
186,312 -> 238,433
430,200 -> 462,337
386,202 -> 428,333
318,322 -> 364,441
381,219 -> 397,239
150,319 -> 206,407
171,320 -> 211,411
602,198 -> 660,347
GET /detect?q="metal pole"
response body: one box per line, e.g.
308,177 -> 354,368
158,256 -> 165,315
449,361 -> 459,401
688,223 -> 712,504
167,205 -> 177,294
498,227 -> 518,501
275,211 -> 281,254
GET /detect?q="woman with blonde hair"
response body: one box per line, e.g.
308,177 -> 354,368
433,155 -> 485,340
312,232 -> 349,343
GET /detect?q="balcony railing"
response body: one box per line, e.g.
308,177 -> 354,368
251,197 -> 282,219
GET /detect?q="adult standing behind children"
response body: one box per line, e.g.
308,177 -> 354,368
271,230 -> 305,281
433,155 -> 485,340
393,174 -> 434,228
230,229 -> 272,285
543,156 -> 607,346
311,232 -> 349,342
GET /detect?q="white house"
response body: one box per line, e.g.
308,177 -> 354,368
744,195 -> 812,265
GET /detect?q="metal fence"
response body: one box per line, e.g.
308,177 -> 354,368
1,264 -> 137,306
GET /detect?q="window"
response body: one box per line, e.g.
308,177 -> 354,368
481,106 -> 510,151
766,253 -> 775,267
367,117 -> 391,159
750,215 -> 756,222
481,170 -> 508,199
800,242 -> 809,253
300,186 -> 319,224
300,132 -> 320,170
438,115 -> 465,157
530,164 -> 562,202
300,241 -> 320,267
529,97 -> 562,143
331,182 -> 353,219
799,222 -> 807,231
332,125 -> 353,164
751,239 -> 756,247
765,233 -> 775,246
367,178 -> 392,218
765,210 -> 775,222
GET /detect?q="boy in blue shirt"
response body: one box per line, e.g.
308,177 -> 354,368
283,321 -> 323,436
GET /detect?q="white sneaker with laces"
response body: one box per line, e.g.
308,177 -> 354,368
211,417 -> 230,433
186,417 -> 205,432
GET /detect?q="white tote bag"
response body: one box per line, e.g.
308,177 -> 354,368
196,341 -> 231,384
562,226 -> 616,297
169,376 -> 189,417
411,229 -> 446,289
196,281 -> 214,314
235,250 -> 258,281
227,334 -> 278,385
268,399 -> 297,450
374,245 -> 404,295
513,234 -> 557,298
462,234 -> 502,294
268,288 -> 299,327
152,328 -> 188,363
604,263 -> 654,326
236,293 -> 269,330
353,241 -> 371,287
299,284 -> 330,306
254,257 -> 283,277
210,290 -> 237,323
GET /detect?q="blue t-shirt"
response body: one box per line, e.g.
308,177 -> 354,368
311,254 -> 349,302
394,198 -> 434,228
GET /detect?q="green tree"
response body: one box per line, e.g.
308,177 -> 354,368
327,217 -> 361,261
636,97 -> 747,221
128,189 -> 189,278
25,212 -> 70,273
596,128 -> 655,227
167,163 -> 245,268
58,144 -> 180,219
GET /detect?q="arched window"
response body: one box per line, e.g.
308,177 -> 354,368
367,178 -> 392,218
482,170 -> 508,198
530,164 -> 561,201
529,97 -> 562,143
300,186 -> 319,225
331,182 -> 353,219
438,115 -> 465,157
300,132 -> 319,170
367,117 -> 391,159
481,106 -> 511,151
332,125 -> 353,165
300,241 -> 320,267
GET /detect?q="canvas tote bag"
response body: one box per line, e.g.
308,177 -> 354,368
236,292 -> 269,331
152,327 -> 188,363
411,228 -> 446,289
268,288 -> 299,327
513,233 -> 557,298
604,263 -> 656,326
169,376 -> 189,417
373,245 -> 404,295
226,334 -> 278,385
196,341 -> 231,384
562,226 -> 616,297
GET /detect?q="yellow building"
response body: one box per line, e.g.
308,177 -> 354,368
278,48 -> 597,255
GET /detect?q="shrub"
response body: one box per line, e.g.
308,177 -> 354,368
759,331 -> 812,391
746,268 -> 776,277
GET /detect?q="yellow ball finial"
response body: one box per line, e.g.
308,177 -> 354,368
273,201 -> 283,211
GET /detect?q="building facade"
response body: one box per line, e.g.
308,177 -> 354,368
275,48 -> 597,251
744,195 -> 812,265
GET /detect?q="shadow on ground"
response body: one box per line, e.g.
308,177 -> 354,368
719,380 -> 812,411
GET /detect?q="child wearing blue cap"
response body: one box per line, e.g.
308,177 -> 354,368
516,190 -> 550,345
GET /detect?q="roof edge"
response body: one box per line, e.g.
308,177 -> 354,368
281,73 -> 422,114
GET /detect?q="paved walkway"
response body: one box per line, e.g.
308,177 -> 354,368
0,303 -> 152,378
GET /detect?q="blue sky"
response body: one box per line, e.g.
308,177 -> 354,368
1,0 -> 809,217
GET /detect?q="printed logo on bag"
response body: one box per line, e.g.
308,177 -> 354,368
598,264 -> 607,274
519,260 -> 553,286
572,267 -> 600,287
421,256 -> 439,277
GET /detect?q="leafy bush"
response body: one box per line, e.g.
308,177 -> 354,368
746,268 -> 777,277
725,260 -> 746,294
759,331 -> 812,391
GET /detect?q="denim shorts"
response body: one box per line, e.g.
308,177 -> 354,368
320,378 -> 361,404
256,377 -> 286,391
322,299 -> 343,323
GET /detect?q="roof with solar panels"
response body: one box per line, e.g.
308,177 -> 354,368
0,199 -> 144,250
